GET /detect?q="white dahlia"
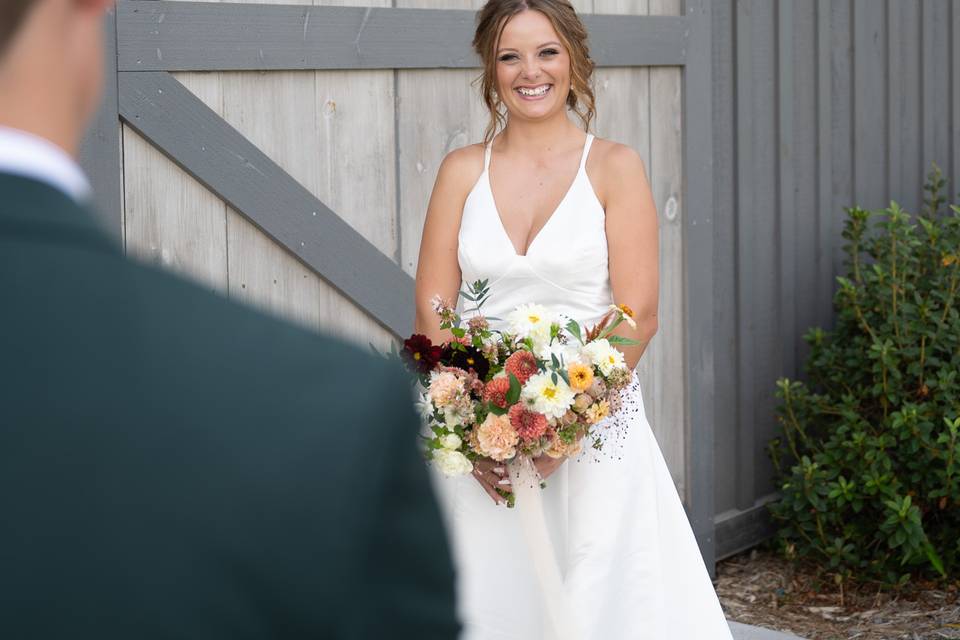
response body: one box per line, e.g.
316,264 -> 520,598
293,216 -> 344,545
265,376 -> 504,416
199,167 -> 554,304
520,372 -> 576,420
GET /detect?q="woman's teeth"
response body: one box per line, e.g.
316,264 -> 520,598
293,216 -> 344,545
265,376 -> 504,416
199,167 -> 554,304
517,85 -> 551,97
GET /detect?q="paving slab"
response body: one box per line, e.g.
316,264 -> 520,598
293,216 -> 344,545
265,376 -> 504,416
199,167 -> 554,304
729,620 -> 806,640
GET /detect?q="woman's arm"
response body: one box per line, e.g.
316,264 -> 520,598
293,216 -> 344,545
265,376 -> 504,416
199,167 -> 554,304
413,146 -> 479,345
602,143 -> 660,370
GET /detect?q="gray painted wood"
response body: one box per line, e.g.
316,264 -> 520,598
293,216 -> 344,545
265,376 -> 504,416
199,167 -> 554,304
78,8 -> 123,241
791,0 -> 819,370
887,0 -> 923,215
778,0 -> 797,383
711,0 -> 960,558
816,0 -> 834,328
118,71 -> 414,337
117,1 -> 690,71
953,0 -> 960,201
123,72 -> 230,295
710,0 -> 738,527
679,0 -> 716,569
853,0 -> 887,210
648,0 -> 686,499
733,0 -> 756,513
922,0 -> 953,201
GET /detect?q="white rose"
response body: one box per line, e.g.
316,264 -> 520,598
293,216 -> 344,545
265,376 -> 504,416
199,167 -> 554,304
440,433 -> 463,450
433,449 -> 473,477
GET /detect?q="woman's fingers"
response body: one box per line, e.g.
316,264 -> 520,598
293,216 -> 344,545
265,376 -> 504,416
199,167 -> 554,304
472,462 -> 510,504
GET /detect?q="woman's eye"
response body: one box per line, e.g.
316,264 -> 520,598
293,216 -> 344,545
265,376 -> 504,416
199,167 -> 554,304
498,49 -> 558,62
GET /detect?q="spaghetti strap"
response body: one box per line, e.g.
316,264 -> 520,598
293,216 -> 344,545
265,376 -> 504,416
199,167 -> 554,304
579,133 -> 595,172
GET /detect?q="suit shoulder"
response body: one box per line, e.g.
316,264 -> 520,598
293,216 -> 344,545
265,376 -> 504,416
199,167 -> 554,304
126,257 -> 391,385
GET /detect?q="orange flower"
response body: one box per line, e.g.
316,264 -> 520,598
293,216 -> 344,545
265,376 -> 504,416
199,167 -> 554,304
566,363 -> 594,392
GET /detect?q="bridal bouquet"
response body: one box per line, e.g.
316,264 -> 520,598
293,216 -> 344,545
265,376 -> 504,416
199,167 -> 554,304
394,280 -> 639,505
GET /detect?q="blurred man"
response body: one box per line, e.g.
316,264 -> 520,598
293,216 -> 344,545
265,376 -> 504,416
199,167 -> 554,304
0,0 -> 459,637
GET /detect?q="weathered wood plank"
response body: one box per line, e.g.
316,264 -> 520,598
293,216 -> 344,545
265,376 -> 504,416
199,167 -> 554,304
922,0 -> 951,198
123,72 -> 229,295
952,0 -> 960,201
710,0 -> 738,517
118,70 -> 413,337
734,0 -> 757,512
830,0 -> 854,294
117,1 -> 690,71
79,7 -> 123,240
778,0 -> 797,382
853,0 -> 887,210
678,0 -> 716,566
887,0 -> 923,214
648,0 -> 685,499
816,0 -> 834,327
791,0 -> 820,370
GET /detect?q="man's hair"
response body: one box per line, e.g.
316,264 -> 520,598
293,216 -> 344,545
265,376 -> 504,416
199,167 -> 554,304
1,0 -> 37,56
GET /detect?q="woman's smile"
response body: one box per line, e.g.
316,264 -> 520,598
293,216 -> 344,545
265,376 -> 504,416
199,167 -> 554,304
515,83 -> 553,100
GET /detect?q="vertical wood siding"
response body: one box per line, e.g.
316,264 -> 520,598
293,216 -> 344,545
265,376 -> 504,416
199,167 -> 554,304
712,0 -> 960,559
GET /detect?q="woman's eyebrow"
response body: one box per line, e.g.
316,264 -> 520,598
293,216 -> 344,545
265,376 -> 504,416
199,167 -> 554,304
496,41 -> 562,53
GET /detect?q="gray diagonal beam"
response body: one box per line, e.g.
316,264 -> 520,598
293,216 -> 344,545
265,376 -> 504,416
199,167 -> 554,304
117,1 -> 689,71
118,70 -> 413,337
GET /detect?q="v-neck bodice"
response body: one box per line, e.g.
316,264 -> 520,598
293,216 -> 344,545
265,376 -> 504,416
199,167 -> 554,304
457,131 -> 613,328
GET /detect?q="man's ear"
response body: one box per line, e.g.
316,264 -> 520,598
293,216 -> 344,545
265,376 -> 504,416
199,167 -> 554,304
73,0 -> 113,17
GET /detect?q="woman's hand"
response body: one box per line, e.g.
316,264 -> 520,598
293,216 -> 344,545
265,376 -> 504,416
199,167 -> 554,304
472,456 -> 512,505
533,454 -> 566,480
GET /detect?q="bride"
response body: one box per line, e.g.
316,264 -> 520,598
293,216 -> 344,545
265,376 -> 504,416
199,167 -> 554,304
414,1 -> 733,638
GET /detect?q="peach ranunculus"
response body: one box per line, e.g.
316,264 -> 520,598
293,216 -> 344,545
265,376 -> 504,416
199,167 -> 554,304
476,412 -> 520,461
428,370 -> 465,408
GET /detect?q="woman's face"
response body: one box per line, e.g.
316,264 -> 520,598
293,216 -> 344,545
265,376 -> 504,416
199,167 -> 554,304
494,10 -> 570,121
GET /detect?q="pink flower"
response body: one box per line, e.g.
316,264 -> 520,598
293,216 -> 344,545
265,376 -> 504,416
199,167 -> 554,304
505,350 -> 538,386
508,404 -> 548,443
476,413 -> 519,461
483,377 -> 511,409
428,371 -> 465,408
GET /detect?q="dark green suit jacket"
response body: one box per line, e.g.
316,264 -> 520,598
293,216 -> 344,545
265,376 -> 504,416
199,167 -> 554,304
0,173 -> 459,639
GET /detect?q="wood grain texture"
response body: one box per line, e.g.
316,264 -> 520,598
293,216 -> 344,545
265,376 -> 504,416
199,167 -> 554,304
123,71 -> 229,295
217,0 -> 395,348
116,1 -> 689,71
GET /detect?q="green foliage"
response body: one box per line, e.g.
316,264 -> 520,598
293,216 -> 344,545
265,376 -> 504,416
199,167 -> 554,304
767,164 -> 960,586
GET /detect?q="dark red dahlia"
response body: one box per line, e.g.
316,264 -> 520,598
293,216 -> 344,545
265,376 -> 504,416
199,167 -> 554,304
402,334 -> 442,373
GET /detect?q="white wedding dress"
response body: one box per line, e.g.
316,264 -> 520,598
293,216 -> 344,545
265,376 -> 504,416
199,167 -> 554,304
428,131 -> 734,639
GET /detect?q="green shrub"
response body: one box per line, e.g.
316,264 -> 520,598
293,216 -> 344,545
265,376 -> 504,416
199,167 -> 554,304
768,165 -> 960,587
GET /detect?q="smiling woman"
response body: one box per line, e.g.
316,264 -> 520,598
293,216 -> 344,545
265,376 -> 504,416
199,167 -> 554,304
412,1 -> 734,639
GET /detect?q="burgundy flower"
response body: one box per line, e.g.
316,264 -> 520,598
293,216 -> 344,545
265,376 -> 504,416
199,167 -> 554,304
440,344 -> 490,380
402,334 -> 442,374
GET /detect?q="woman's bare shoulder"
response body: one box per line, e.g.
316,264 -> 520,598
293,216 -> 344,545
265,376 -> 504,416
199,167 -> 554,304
435,142 -> 486,196
587,136 -> 647,206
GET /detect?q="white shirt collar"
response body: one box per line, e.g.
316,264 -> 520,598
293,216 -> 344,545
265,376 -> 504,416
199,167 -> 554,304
0,126 -> 92,203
